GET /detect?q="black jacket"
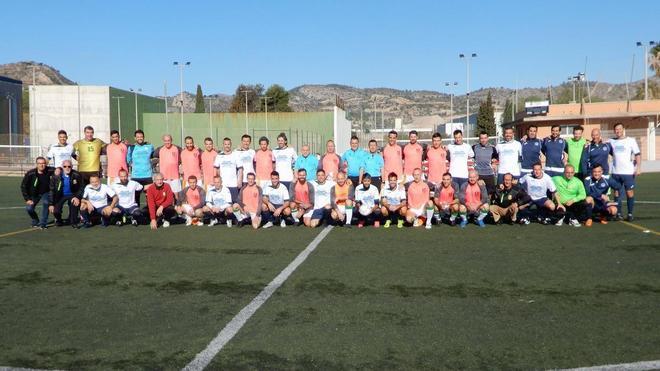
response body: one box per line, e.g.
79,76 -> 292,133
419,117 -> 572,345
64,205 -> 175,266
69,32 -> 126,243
21,167 -> 55,201
491,184 -> 530,208
49,170 -> 84,203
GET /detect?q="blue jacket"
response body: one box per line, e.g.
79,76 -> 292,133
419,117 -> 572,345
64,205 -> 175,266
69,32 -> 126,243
295,155 -> 319,181
127,143 -> 155,179
341,148 -> 368,177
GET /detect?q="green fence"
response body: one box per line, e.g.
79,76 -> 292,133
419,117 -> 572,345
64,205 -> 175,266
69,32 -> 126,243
109,88 -> 166,139
143,112 -> 334,154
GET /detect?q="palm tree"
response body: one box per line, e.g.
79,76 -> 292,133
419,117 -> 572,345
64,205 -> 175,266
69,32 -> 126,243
650,45 -> 660,77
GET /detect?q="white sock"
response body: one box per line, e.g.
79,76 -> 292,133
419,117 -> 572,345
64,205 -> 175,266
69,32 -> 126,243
345,207 -> 353,225
425,208 -> 434,225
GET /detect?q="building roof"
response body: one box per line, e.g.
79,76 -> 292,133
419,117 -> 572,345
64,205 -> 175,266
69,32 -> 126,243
515,99 -> 660,124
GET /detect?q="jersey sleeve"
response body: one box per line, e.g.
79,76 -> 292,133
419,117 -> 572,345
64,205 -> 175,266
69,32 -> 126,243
631,138 -> 641,155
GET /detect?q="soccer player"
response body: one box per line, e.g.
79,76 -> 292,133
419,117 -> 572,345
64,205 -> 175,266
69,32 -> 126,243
403,130 -> 424,182
342,135 -> 367,187
472,131 -> 498,195
520,125 -> 542,177
364,139 -> 385,190
380,172 -> 407,228
288,168 -> 314,225
495,127 -> 522,185
110,168 -> 144,226
446,129 -> 474,188
405,168 -> 434,229
330,171 -> 354,227
566,126 -> 587,179
458,169 -> 490,228
80,174 -> 118,228
609,122 -> 642,221
236,134 -> 256,186
308,169 -> 335,227
154,134 -> 182,193
46,130 -> 74,168
203,175 -> 234,227
426,132 -> 448,188
21,157 -> 55,229
73,125 -> 105,185
255,136 -> 275,188
541,125 -> 567,177
201,137 -> 218,188
518,162 -> 558,225
214,137 -> 243,203
126,129 -> 155,206
232,172 -> 262,229
584,164 -> 619,226
146,172 -> 176,229
103,130 -> 128,185
48,159 -> 83,228
432,172 -> 460,226
176,175 -> 206,226
272,133 -> 297,189
261,171 -> 291,228
553,164 -> 587,227
354,174 -> 382,228
490,173 -> 529,224
319,140 -> 343,181
181,136 -> 203,187
382,130 -> 404,184
580,128 -> 613,178
295,144 -> 319,181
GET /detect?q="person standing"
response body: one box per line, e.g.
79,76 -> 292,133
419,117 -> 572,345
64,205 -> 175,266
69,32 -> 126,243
73,125 -> 105,185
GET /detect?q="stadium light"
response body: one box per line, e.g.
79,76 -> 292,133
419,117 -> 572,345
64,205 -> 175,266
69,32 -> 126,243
111,96 -> 125,138
240,89 -> 251,134
459,52 -> 477,141
129,88 -> 142,130
173,61 -> 191,145
261,96 -> 271,134
444,82 -> 458,125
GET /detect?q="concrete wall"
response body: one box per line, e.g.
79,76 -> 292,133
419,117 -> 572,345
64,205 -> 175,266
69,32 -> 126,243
30,85 -> 111,148
109,87 -> 166,139
333,106 -> 351,153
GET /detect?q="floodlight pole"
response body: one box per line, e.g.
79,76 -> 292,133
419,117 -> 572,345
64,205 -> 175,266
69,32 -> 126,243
174,61 -> 191,145
460,53 -> 477,140
445,82 -> 458,125
112,96 -> 125,138
241,90 -> 251,133
130,88 -> 142,130
262,96 -> 270,134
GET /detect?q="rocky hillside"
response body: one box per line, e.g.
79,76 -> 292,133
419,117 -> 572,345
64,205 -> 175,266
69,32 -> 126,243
0,61 -> 74,85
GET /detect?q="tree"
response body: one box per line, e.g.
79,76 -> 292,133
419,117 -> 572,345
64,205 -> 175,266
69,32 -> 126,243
649,45 -> 660,77
475,91 -> 496,136
501,98 -> 513,125
634,80 -> 660,100
229,84 -> 264,113
194,84 -> 205,113
264,84 -> 293,112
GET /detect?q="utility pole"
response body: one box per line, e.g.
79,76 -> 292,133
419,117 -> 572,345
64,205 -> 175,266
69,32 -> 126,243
241,90 -> 251,133
204,97 -> 214,139
130,88 -> 141,130
636,41 -> 657,100
112,96 -> 125,138
445,82 -> 458,125
262,96 -> 271,135
459,53 -> 477,140
5,94 -> 13,146
163,80 -> 169,134
173,61 -> 191,145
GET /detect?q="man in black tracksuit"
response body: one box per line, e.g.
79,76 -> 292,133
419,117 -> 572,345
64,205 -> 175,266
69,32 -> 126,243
21,157 -> 56,229
48,159 -> 84,227
490,172 -> 530,224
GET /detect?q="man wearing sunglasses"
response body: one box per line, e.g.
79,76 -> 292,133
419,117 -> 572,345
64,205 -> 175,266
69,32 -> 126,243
48,160 -> 84,228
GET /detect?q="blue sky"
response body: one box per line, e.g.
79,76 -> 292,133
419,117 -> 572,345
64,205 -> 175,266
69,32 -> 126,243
2,0 -> 658,96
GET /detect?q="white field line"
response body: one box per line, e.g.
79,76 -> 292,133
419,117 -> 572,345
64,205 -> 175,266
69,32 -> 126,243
0,367 -> 66,371
555,359 -> 660,370
181,225 -> 334,371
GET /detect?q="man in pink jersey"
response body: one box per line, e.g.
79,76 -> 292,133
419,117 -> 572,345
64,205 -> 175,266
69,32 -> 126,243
319,140 -> 343,181
181,136 -> 203,187
433,172 -> 460,226
405,168 -> 434,229
403,130 -> 425,182
175,175 -> 206,226
255,136 -> 275,188
458,169 -> 489,228
154,134 -> 182,194
232,172 -> 262,229
288,168 -> 314,225
426,132 -> 448,187
383,130 -> 404,184
103,130 -> 128,184
201,137 -> 217,188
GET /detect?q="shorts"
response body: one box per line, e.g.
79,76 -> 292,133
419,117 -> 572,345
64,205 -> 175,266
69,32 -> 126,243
409,206 -> 424,217
611,174 -> 635,191
118,205 -> 139,215
593,199 -> 616,213
107,176 -> 119,185
228,187 -> 239,203
358,204 -> 374,216
133,178 -> 153,187
336,205 -> 346,215
531,197 -> 549,208
303,209 -> 313,219
311,208 -> 326,220
165,179 -> 182,193
180,204 -> 196,214
453,177 -> 468,188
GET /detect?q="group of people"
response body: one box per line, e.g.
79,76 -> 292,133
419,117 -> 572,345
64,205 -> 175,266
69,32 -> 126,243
21,122 -> 641,230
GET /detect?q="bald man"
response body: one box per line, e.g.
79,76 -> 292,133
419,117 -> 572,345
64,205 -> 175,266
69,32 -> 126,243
295,144 -> 319,181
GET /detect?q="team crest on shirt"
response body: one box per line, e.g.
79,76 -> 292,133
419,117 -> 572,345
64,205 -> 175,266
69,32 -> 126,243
73,180 -> 77,184
162,191 -> 166,197
508,195 -> 512,200
534,142 -> 539,146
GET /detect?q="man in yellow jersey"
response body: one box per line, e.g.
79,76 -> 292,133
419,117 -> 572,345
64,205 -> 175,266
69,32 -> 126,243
73,125 -> 105,185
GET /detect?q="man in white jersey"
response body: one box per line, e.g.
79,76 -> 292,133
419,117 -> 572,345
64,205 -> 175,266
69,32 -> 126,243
609,122 -> 642,221
354,174 -> 382,228
308,169 -> 335,227
446,129 -> 474,188
47,130 -> 75,168
495,127 -> 522,184
380,172 -> 407,228
110,168 -> 143,226
203,175 -> 234,227
261,171 -> 291,228
272,132 -> 297,189
518,162 -> 558,225
80,175 -> 118,228
214,137 -> 243,203
236,134 -> 256,186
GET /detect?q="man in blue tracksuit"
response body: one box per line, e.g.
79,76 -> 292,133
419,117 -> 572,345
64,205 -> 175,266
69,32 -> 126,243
294,144 -> 319,181
342,135 -> 368,187
363,139 -> 385,190
541,125 -> 567,177
126,129 -> 154,206
521,125 -> 542,177
580,128 -> 613,177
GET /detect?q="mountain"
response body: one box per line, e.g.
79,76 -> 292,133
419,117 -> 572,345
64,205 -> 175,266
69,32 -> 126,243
0,61 -> 75,85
